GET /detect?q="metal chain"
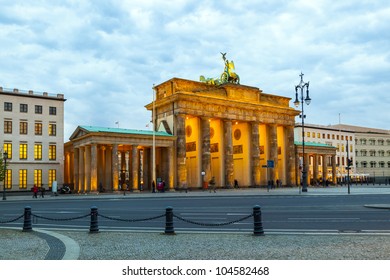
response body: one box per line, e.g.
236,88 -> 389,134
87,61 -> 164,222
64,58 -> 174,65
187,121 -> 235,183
0,214 -> 24,224
31,213 -> 91,222
172,213 -> 253,227
98,213 -> 165,222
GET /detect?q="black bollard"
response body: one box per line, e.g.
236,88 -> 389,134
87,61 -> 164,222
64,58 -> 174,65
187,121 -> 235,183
89,206 -> 99,233
164,207 -> 175,234
23,206 -> 33,232
253,205 -> 264,236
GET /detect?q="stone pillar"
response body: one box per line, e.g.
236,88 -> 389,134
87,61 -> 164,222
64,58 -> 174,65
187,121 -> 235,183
168,146 -> 174,190
251,122 -> 261,186
332,155 -> 337,185
313,154 -> 319,185
90,144 -> 98,191
132,145 -> 139,191
268,124 -> 278,183
112,144 -> 119,191
224,120 -> 233,187
201,117 -> 211,183
73,147 -> 79,192
105,146 -> 112,189
305,153 -> 310,186
176,114 -> 187,188
285,125 -> 296,187
78,146 -> 85,193
85,145 -> 91,192
143,148 -> 150,191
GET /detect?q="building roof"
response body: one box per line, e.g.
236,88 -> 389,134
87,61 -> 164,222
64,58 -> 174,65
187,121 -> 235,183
78,125 -> 173,137
294,141 -> 336,148
68,125 -> 174,140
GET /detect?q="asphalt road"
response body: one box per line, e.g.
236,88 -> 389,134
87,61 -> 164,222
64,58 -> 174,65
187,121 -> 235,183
1,192 -> 389,233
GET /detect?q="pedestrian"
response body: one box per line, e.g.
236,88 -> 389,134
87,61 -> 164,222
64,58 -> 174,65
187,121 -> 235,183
32,184 -> 38,198
40,185 -> 45,198
152,180 -> 156,193
209,176 -> 216,193
234,179 -> 239,189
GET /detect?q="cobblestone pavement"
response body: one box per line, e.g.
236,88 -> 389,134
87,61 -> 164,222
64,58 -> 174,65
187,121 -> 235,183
1,185 -> 390,260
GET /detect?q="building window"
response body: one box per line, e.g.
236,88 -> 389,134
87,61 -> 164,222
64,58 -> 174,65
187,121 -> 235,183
361,150 -> 367,156
49,169 -> 56,188
378,140 -> 384,146
332,134 -> 335,140
361,139 -> 367,145
362,161 -> 367,168
4,120 -> 12,134
49,106 -> 57,115
34,169 -> 42,187
307,132 -> 310,138
49,123 -> 57,136
312,132 -> 315,138
317,133 -> 320,138
3,143 -> 12,159
379,161 -> 385,168
19,143 -> 28,159
369,139 -> 376,145
35,105 -> 43,114
49,145 -> 56,160
378,150 -> 385,157
20,121 -> 28,134
35,122 -> 42,135
34,144 -> 42,160
5,170 -> 12,189
20,104 -> 28,113
19,169 -> 27,189
4,102 -> 12,111
369,150 -> 376,157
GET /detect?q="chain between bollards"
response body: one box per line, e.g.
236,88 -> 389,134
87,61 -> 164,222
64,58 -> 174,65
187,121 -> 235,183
23,206 -> 32,232
89,206 -> 99,233
253,205 -> 264,236
164,206 -> 175,234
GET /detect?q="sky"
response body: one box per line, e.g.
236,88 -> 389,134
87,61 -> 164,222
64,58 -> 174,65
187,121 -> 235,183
1,0 -> 389,141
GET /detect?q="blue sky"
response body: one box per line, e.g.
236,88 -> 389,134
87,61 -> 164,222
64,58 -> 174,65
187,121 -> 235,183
1,0 -> 389,140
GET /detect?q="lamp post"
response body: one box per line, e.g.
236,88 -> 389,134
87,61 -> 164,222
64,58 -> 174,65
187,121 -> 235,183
294,72 -> 311,192
3,151 -> 7,200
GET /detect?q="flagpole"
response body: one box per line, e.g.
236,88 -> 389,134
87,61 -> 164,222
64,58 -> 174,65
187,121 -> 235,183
152,85 -> 156,191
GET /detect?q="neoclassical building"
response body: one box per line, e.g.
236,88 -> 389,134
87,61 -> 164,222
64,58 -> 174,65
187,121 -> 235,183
64,77 -> 300,192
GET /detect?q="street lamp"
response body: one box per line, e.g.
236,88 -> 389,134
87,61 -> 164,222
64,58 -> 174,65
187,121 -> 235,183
294,72 -> 311,192
3,151 -> 7,200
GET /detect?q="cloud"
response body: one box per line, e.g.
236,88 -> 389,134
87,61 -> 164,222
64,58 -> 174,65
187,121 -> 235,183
1,0 -> 389,140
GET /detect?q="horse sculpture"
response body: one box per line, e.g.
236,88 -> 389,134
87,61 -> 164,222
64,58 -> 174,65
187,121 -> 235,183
199,52 -> 240,85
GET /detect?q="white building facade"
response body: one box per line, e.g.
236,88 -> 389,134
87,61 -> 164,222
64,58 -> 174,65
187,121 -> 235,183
294,123 -> 355,184
1,87 -> 65,192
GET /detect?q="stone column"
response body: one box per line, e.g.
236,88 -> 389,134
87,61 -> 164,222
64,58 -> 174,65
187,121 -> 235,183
168,146 -> 175,190
313,154 -> 319,185
112,144 -> 119,191
321,155 -> 326,186
332,155 -> 337,185
251,122 -> 261,186
73,147 -> 79,193
85,145 -> 91,192
132,145 -> 139,191
90,144 -> 98,191
201,117 -> 211,183
285,125 -> 296,187
224,120 -> 234,187
143,148 -> 150,191
268,124 -> 278,183
176,114 -> 187,188
305,153 -> 310,186
78,146 -> 85,193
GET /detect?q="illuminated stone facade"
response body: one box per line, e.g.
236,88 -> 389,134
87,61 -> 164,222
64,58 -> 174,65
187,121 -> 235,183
145,78 -> 299,188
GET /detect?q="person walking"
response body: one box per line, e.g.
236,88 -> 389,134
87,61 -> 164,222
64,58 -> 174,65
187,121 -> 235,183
209,176 -> 216,193
32,184 -> 38,198
40,185 -> 45,198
